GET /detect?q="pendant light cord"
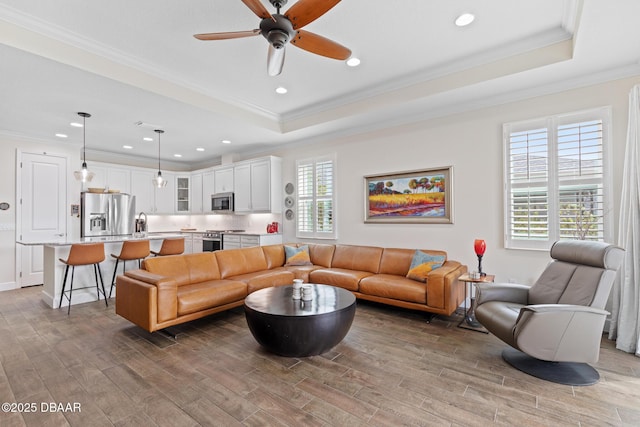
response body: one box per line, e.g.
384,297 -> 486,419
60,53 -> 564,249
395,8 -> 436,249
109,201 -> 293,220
154,129 -> 164,173
83,114 -> 86,163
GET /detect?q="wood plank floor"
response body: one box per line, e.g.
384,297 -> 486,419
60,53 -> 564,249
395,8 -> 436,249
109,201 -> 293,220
1,286 -> 639,426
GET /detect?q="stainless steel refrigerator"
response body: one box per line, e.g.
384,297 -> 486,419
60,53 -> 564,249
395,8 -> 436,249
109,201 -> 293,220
81,192 -> 136,237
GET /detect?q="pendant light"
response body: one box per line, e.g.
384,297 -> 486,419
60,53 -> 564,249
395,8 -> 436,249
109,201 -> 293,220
73,112 -> 95,183
152,129 -> 167,188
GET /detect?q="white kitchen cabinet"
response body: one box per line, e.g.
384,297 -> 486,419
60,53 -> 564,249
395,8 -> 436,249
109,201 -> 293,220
190,173 -> 203,213
176,176 -> 190,213
154,171 -> 175,214
232,156 -> 282,213
202,170 -> 215,212
83,164 -> 130,194
214,166 -> 234,194
107,167 -> 131,194
181,233 -> 193,254
130,170 -> 156,213
222,234 -> 241,250
233,163 -> 251,213
192,233 -> 204,253
222,233 -> 282,249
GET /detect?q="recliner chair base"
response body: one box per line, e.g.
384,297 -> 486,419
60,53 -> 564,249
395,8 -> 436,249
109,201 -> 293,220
502,347 -> 600,386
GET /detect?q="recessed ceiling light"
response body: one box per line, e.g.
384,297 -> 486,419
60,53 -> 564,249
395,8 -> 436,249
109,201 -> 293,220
174,154 -> 182,158
222,140 -> 231,144
346,57 -> 361,67
455,13 -> 475,27
55,133 -> 68,138
143,137 -> 153,141
70,122 -> 83,128
196,147 -> 205,152
275,86 -> 288,94
123,145 -> 133,149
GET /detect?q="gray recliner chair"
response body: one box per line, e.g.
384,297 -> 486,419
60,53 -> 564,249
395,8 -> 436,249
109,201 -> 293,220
475,240 -> 624,386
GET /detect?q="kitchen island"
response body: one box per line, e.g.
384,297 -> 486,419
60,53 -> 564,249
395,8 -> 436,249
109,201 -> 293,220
18,233 -> 183,310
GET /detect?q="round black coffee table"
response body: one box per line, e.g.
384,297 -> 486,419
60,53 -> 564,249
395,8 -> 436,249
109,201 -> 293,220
244,284 -> 356,357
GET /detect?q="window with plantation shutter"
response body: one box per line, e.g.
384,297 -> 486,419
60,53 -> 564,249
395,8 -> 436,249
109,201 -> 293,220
504,107 -> 611,250
296,155 -> 336,239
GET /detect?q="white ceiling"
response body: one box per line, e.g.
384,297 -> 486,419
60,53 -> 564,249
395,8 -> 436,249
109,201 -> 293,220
1,0 -> 639,169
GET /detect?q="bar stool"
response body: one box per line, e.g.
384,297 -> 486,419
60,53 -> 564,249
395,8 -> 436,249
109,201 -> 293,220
58,243 -> 107,315
150,237 -> 185,256
109,240 -> 150,298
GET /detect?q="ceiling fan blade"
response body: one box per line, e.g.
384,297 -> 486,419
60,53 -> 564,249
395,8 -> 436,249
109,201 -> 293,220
290,30 -> 351,60
267,45 -> 285,76
241,0 -> 273,19
194,29 -> 260,40
285,0 -> 341,29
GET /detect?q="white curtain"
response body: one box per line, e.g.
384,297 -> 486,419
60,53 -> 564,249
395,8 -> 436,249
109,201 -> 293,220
608,84 -> 640,356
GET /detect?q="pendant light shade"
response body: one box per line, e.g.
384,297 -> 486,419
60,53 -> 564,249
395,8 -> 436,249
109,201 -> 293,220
73,112 -> 95,183
152,129 -> 167,188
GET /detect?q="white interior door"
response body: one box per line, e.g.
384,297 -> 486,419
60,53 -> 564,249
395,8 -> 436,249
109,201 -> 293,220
17,151 -> 67,287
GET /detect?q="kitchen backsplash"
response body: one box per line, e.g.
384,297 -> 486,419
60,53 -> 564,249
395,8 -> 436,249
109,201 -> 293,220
146,213 -> 283,234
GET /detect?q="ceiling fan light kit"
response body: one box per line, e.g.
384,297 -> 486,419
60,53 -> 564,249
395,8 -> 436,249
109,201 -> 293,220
194,0 -> 351,76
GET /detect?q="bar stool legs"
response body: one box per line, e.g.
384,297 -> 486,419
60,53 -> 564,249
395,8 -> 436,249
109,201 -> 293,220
109,240 -> 150,299
58,243 -> 107,315
109,258 -> 142,299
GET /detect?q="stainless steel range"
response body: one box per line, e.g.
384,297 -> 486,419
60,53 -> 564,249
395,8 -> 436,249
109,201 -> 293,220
202,229 -> 245,252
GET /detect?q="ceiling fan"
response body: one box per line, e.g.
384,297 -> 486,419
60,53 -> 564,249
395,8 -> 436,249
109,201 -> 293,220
194,0 -> 351,76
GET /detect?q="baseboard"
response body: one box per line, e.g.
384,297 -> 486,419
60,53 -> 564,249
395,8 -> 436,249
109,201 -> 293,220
0,281 -> 18,292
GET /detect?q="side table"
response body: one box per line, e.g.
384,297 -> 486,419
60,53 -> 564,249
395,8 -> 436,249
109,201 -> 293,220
458,273 -> 495,333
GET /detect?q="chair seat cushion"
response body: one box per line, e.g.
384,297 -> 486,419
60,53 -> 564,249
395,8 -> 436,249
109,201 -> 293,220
475,301 -> 524,348
177,280 -> 247,316
359,274 -> 427,304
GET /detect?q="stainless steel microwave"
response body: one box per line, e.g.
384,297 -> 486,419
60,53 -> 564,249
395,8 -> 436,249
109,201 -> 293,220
211,192 -> 234,212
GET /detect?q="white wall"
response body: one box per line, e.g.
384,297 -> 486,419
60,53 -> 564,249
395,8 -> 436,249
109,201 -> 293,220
271,75 -> 640,285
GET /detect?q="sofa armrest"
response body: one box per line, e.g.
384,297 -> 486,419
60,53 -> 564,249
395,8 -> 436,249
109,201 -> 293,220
425,261 -> 466,313
121,269 -> 178,325
476,283 -> 530,306
514,304 -> 609,363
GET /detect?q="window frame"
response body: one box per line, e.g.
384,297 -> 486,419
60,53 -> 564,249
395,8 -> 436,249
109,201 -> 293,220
503,106 -> 613,250
295,154 -> 337,240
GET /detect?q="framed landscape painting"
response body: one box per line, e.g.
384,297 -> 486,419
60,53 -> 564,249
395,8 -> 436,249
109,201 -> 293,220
364,166 -> 453,223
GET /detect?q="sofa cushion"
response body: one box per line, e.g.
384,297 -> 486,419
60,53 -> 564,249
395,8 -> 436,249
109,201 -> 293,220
215,246 -> 268,278
406,250 -> 445,283
227,269 -> 295,293
143,252 -> 220,286
262,244 -> 286,269
177,279 -> 247,316
309,268 -> 373,291
359,274 -> 427,304
378,248 -> 448,276
307,243 -> 335,268
330,245 -> 383,273
284,245 -> 312,266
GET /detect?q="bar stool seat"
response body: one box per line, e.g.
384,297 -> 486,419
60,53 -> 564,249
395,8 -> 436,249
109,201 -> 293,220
110,240 -> 150,298
59,243 -> 107,315
150,237 -> 185,256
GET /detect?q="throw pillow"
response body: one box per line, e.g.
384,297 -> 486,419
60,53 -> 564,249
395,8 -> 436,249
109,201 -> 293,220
284,245 -> 312,266
406,250 -> 445,282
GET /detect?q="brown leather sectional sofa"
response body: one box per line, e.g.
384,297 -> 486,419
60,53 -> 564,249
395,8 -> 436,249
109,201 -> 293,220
115,243 -> 467,332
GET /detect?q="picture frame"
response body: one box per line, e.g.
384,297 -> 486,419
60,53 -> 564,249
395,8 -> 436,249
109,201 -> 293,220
364,166 -> 453,224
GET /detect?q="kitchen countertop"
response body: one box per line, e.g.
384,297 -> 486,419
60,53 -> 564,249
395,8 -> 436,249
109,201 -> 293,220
174,230 -> 282,237
17,232 -> 183,247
